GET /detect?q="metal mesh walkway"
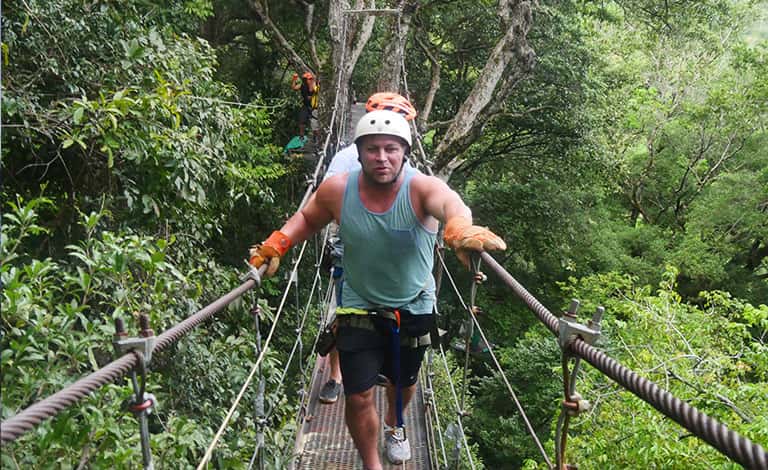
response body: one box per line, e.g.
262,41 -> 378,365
293,354 -> 432,469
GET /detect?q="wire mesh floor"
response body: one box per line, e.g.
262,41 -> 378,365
293,354 -> 432,469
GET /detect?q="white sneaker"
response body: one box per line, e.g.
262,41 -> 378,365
384,425 -> 411,464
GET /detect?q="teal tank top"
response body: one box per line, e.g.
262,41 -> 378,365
339,167 -> 437,314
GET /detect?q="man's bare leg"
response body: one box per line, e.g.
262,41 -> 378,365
328,348 -> 342,382
384,383 -> 417,427
346,388 -> 382,470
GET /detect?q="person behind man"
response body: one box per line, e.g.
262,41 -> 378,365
318,92 -> 419,406
291,71 -> 319,141
249,110 -> 505,469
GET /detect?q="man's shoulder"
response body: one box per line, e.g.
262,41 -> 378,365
325,145 -> 360,179
317,172 -> 349,200
333,144 -> 358,159
410,172 -> 445,191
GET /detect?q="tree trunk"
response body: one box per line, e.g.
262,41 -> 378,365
415,32 -> 440,130
375,0 -> 420,92
248,0 -> 312,74
433,0 -> 537,179
328,0 -> 377,139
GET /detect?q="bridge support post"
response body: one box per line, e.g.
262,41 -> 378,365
555,300 -> 603,470
114,314 -> 157,470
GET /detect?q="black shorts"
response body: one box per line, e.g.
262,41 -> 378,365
298,106 -> 313,125
336,313 -> 432,395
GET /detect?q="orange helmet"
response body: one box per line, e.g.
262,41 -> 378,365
366,92 -> 417,121
302,71 -> 314,80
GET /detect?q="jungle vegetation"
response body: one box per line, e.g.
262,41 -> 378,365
2,1 -> 766,468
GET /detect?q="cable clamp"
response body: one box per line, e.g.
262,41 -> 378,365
562,392 -> 591,417
113,316 -> 156,368
242,260 -> 263,285
557,300 -> 604,351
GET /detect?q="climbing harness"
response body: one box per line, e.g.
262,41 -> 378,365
335,307 -> 432,348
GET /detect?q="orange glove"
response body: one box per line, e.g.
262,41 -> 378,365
249,231 -> 292,276
444,216 -> 506,268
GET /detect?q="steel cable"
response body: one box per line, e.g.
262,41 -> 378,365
571,339 -> 768,470
479,252 -> 558,334
0,278 -> 259,445
0,353 -> 138,444
479,251 -> 768,469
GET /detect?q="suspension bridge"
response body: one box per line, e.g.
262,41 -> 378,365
3,8 -> 768,470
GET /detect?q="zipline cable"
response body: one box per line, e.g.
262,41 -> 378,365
0,278 -> 260,444
479,251 -> 768,470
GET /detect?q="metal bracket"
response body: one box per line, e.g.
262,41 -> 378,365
557,301 -> 604,351
242,260 -> 263,286
558,319 -> 600,350
113,316 -> 156,368
114,336 -> 156,366
562,392 -> 591,417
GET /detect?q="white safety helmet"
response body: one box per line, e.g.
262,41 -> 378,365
353,110 -> 412,148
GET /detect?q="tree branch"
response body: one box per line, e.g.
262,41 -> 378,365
249,0 -> 312,73
433,0 -> 537,179
414,30 -> 441,128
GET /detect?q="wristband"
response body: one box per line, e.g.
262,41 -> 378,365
263,230 -> 292,256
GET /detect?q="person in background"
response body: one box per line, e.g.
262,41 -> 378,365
291,71 -> 319,142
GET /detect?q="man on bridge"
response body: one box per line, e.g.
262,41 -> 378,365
249,109 -> 505,469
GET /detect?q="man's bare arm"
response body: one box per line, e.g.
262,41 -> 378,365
279,176 -> 344,243
418,175 -> 472,224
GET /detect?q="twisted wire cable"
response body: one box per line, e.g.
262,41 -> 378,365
0,353 -> 138,444
0,278 -> 259,444
571,339 -> 767,469
480,251 -> 768,469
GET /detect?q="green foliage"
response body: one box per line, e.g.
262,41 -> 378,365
2,199 -> 194,466
468,331 -> 561,468
2,0 -> 767,466
429,349 -> 487,469
3,0 -> 286,253
558,269 -> 768,468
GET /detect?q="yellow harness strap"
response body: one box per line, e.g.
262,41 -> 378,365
336,307 -> 369,315
335,307 -> 430,347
